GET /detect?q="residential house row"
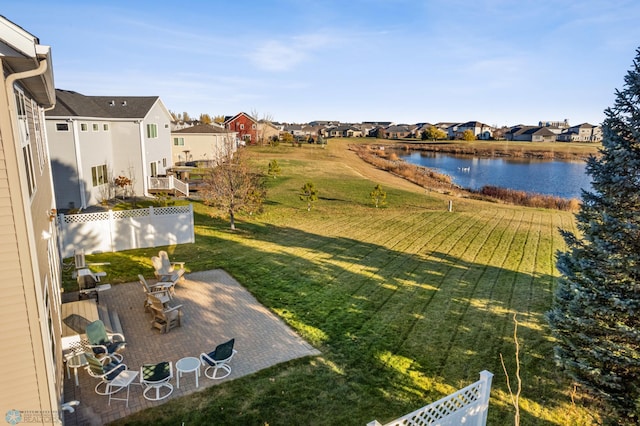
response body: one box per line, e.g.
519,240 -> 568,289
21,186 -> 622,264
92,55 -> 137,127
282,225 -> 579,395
274,119 -> 603,143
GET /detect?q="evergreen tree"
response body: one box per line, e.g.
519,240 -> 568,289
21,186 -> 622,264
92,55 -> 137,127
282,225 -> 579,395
299,182 -> 318,211
547,49 -> 640,423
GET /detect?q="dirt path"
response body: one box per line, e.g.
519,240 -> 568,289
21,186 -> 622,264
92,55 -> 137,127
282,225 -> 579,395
325,140 -> 427,194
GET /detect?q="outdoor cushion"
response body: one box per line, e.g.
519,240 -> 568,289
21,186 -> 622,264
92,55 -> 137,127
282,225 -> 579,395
142,361 -> 172,382
205,338 -> 235,363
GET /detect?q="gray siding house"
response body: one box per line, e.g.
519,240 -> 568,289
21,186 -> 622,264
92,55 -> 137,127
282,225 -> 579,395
45,90 -> 174,209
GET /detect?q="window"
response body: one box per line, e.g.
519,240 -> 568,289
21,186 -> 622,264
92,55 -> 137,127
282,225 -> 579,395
81,123 -> 88,131
93,123 -> 99,131
91,164 -> 108,187
56,122 -> 69,131
173,137 -> 184,146
240,123 -> 245,130
15,89 -> 36,196
162,158 -> 167,167
146,123 -> 158,138
150,162 -> 158,177
252,124 -> 256,129
103,124 -> 109,131
31,99 -> 46,171
164,124 -> 169,129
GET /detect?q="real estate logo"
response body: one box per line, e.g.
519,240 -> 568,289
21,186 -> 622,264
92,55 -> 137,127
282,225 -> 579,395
4,410 -> 22,425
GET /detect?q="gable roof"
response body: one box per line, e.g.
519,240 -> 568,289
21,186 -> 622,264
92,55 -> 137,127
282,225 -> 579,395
224,112 -> 257,124
173,124 -> 232,134
46,89 -> 159,119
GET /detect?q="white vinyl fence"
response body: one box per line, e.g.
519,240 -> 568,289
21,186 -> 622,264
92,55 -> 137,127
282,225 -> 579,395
368,371 -> 493,426
57,205 -> 195,259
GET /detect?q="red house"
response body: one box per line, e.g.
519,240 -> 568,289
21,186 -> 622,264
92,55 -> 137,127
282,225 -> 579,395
224,112 -> 258,144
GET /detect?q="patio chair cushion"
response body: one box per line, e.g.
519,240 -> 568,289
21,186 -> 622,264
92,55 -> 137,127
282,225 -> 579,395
142,361 -> 172,382
205,338 -> 235,363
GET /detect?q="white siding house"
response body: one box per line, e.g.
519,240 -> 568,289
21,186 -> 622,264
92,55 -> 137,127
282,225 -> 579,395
45,90 -> 174,209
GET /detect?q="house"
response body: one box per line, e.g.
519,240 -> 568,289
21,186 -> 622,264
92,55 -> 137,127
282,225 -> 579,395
325,124 -> 363,138
448,121 -> 493,140
385,124 -> 412,139
224,112 -> 258,144
0,16 -> 67,423
171,124 -> 237,165
257,120 -> 280,144
506,125 -> 558,142
557,123 -> 602,142
45,89 -> 175,209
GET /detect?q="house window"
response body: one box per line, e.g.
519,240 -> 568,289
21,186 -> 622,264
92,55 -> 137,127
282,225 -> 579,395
91,164 -> 108,187
252,124 -> 256,129
15,89 -> 36,196
162,158 -> 167,167
164,124 -> 169,129
56,122 -> 69,131
240,123 -> 245,130
103,124 -> 109,131
146,123 -> 158,138
173,137 -> 184,146
31,99 -> 46,171
150,162 -> 158,177
93,123 -> 99,131
81,123 -> 88,131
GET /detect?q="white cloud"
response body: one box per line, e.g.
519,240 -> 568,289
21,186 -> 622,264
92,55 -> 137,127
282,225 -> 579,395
249,40 -> 308,71
248,31 -> 340,72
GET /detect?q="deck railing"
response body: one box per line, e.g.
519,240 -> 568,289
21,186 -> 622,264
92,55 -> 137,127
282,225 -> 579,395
149,176 -> 189,196
367,370 -> 493,426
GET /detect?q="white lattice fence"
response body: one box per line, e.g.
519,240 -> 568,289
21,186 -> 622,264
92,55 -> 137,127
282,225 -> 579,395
57,205 -> 195,258
368,371 -> 493,426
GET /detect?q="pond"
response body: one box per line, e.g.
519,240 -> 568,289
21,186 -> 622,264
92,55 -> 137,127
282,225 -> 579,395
400,151 -> 592,199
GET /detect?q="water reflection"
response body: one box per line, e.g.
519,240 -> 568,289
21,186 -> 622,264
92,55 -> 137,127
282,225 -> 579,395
401,152 -> 592,199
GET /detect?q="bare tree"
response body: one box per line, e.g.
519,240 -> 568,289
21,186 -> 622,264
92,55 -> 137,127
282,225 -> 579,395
200,143 -> 266,230
251,108 -> 274,145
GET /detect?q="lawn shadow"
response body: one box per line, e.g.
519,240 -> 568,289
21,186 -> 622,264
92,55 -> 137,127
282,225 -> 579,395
159,216 -> 579,425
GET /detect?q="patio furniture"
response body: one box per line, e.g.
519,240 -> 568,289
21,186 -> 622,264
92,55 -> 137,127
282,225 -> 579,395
84,352 -> 129,396
139,274 -> 175,298
148,295 -> 182,333
140,275 -> 172,311
151,250 -> 185,281
65,352 -> 88,386
200,338 -> 237,379
140,361 -> 173,401
86,319 -> 126,362
107,370 -> 139,407
176,356 -> 201,388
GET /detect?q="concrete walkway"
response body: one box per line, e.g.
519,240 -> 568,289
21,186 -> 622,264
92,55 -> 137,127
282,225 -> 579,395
62,270 -> 320,425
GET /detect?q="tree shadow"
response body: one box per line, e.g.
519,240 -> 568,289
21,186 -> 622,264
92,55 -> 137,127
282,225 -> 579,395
161,214 -> 586,425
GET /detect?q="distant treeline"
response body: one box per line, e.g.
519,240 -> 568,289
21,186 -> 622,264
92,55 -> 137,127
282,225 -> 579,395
351,144 -> 581,211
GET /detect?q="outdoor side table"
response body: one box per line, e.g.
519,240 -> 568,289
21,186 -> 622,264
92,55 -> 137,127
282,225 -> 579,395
176,356 -> 200,388
107,370 -> 139,407
65,353 -> 87,386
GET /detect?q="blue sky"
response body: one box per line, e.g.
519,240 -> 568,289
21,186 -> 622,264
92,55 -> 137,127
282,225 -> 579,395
4,1 -> 640,126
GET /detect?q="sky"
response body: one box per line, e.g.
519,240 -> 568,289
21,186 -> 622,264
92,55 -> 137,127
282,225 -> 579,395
4,0 -> 640,127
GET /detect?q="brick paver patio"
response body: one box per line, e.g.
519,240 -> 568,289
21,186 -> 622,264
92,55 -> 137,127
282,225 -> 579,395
62,269 -> 320,425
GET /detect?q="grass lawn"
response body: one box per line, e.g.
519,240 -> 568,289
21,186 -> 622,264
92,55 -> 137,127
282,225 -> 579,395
79,140 -> 601,425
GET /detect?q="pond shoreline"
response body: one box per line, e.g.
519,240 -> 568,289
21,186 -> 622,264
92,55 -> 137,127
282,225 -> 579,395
382,141 -> 598,161
350,144 -> 581,210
